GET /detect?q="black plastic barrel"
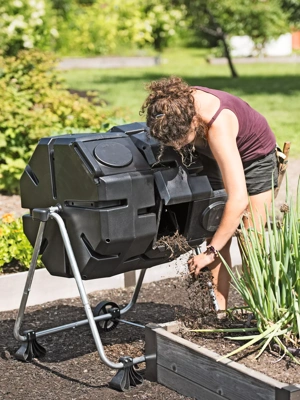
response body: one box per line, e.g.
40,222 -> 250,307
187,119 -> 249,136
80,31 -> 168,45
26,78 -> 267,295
20,123 -> 227,279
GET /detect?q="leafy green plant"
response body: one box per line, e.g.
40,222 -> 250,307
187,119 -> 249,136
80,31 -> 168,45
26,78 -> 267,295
142,1 -> 187,52
0,49 -> 121,194
54,0 -> 186,56
192,177 -> 300,362
0,213 -> 43,272
0,0 -> 58,56
55,0 -> 152,56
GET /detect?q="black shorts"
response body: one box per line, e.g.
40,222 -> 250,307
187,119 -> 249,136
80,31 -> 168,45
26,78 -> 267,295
198,149 -> 278,196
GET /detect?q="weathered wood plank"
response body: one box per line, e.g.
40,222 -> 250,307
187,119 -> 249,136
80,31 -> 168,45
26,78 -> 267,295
284,385 -> 300,400
290,387 -> 300,400
275,385 -> 300,400
145,323 -> 160,382
155,327 -> 286,400
158,364 -> 226,400
145,323 -> 300,400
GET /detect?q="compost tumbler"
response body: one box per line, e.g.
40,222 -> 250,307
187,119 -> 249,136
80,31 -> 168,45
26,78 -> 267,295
13,122 -> 227,391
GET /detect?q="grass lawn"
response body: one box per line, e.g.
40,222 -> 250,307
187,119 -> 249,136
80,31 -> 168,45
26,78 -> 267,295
63,47 -> 300,157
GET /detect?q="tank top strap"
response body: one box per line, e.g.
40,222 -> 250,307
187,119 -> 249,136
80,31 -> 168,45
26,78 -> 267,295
207,108 -> 224,129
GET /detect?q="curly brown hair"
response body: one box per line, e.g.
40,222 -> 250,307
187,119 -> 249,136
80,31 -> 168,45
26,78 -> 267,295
140,76 -> 208,146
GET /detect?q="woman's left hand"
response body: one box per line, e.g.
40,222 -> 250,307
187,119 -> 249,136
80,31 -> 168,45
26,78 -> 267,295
188,253 -> 214,276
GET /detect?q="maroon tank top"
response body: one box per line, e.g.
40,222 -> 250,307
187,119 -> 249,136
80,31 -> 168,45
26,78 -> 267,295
194,86 -> 276,162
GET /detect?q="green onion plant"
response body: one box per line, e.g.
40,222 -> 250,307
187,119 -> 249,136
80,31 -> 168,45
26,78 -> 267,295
192,176 -> 300,362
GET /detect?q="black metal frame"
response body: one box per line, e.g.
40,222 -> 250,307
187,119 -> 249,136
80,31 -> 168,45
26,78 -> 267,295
13,206 -> 145,391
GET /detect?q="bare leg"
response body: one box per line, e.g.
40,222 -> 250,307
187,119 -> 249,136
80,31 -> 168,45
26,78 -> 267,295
207,238 -> 232,310
208,190 -> 272,311
243,190 -> 272,229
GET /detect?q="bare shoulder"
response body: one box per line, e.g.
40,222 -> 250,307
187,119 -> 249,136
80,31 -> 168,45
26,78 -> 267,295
192,89 -> 238,136
209,109 -> 239,140
192,89 -> 220,123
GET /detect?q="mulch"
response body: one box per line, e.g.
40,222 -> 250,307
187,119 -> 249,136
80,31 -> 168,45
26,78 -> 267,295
0,277 -> 193,400
1,274 -> 300,400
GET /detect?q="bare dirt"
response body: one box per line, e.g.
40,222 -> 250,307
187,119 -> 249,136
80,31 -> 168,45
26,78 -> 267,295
0,278 -> 196,400
1,275 -> 300,400
179,278 -> 300,385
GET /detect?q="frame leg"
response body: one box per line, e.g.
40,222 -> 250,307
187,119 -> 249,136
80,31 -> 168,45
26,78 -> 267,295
15,330 -> 46,362
50,211 -> 145,371
14,220 -> 47,360
14,220 -> 46,343
121,268 -> 146,315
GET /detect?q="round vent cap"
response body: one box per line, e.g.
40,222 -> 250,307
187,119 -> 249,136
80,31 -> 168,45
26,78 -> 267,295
94,142 -> 133,167
200,201 -> 225,232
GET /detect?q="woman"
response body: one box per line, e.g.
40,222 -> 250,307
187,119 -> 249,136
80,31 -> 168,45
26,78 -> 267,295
140,76 -> 278,310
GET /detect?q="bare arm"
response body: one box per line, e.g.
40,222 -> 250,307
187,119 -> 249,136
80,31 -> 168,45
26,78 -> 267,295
188,109 -> 248,273
206,109 -> 248,251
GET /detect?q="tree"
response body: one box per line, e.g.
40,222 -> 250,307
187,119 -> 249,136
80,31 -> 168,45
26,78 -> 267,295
280,0 -> 300,27
142,0 -> 187,52
176,0 -> 290,78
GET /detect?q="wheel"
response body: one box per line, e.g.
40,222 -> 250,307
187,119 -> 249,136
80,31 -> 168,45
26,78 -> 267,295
93,301 -> 120,332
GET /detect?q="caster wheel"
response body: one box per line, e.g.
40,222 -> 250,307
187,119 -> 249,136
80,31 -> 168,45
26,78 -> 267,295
93,301 -> 120,333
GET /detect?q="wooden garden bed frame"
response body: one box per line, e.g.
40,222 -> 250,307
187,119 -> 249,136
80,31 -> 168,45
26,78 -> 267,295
145,322 -> 300,400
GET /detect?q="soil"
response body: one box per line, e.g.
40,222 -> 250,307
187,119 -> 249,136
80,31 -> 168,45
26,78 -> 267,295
0,159 -> 299,399
0,277 -> 196,400
179,278 -> 300,385
1,276 -> 300,400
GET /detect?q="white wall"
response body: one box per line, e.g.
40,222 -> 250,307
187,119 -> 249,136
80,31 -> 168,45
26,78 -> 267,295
0,238 -> 242,311
230,33 -> 292,57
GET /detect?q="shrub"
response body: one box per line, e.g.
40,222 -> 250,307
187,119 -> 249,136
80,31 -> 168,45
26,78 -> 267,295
0,213 -> 43,272
142,1 -> 187,52
0,0 -> 187,57
53,0 -> 186,56
55,0 -> 153,56
0,0 -> 58,56
0,49 -> 121,194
